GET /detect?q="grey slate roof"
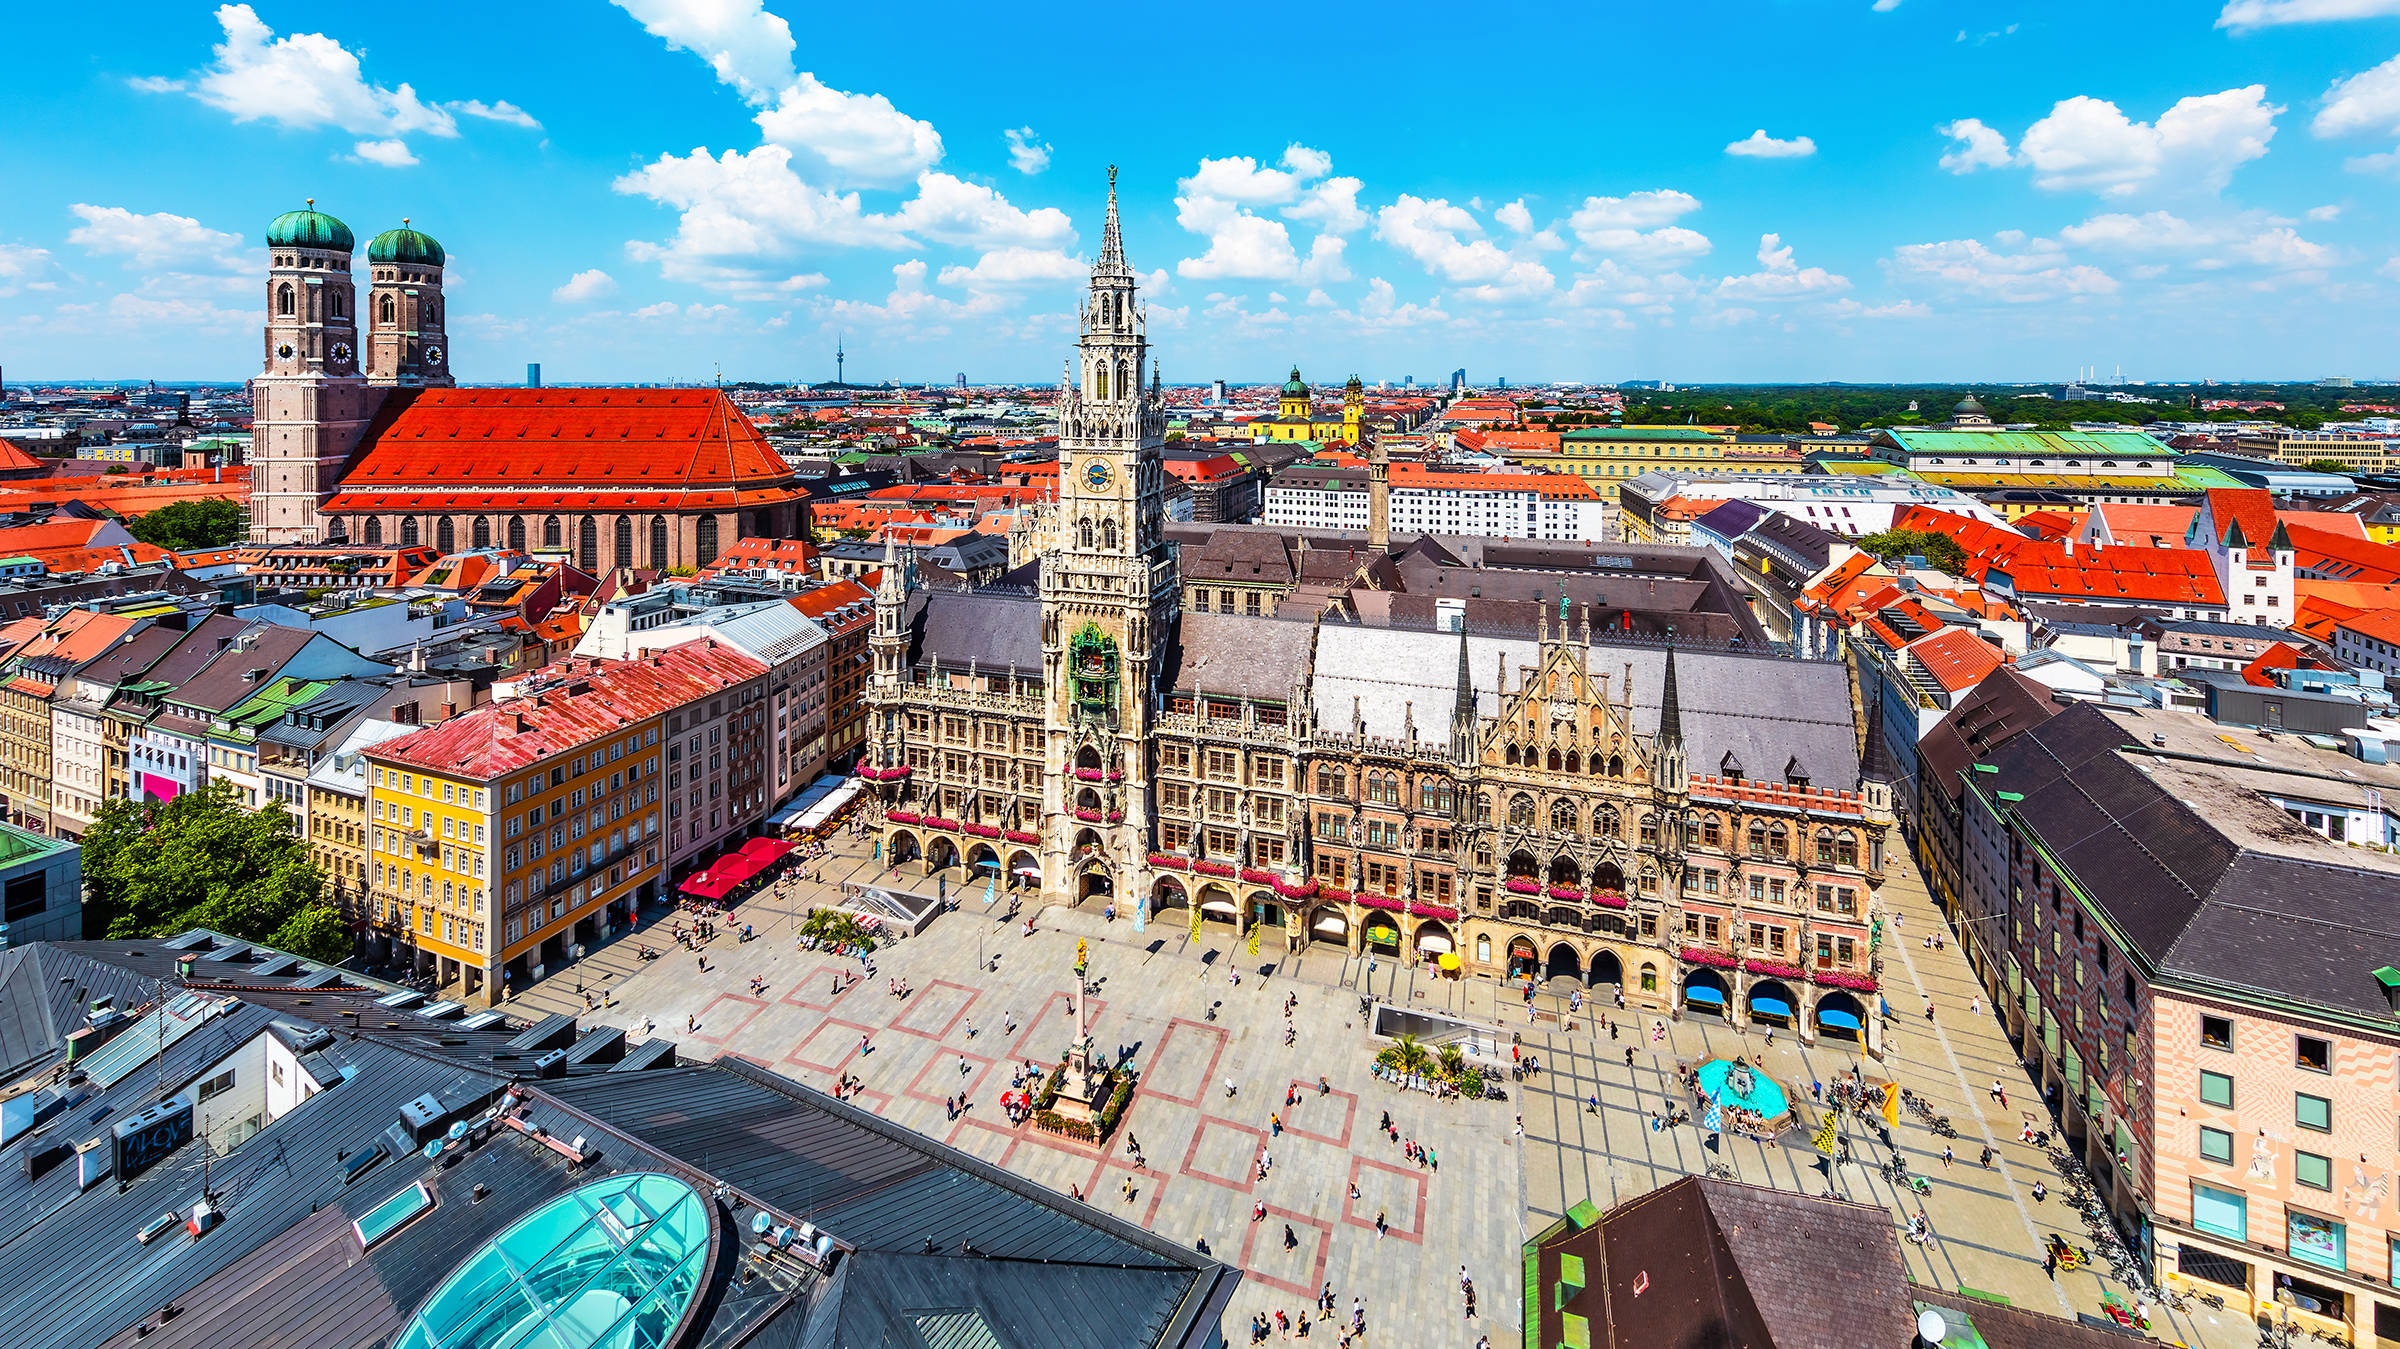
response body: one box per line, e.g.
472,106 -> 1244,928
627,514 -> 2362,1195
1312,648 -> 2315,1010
907,588 -> 1044,675
1310,623 -> 1862,785
1167,613 -> 1316,702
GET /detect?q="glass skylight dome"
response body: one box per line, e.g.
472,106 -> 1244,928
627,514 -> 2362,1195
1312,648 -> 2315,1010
395,1172 -> 713,1349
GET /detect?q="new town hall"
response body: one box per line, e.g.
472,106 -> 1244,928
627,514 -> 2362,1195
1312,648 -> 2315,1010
865,175 -> 1898,1049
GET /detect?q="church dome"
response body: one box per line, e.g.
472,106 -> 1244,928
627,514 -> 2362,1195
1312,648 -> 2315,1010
369,222 -> 446,266
1344,373 -> 1363,391
1953,393 -> 1988,416
265,202 -> 354,252
1282,366 -> 1307,396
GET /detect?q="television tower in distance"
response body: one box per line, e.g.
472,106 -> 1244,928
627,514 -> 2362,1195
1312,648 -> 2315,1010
836,336 -> 845,386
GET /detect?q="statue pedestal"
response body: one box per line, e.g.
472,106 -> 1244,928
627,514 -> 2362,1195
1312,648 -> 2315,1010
1053,1036 -> 1111,1123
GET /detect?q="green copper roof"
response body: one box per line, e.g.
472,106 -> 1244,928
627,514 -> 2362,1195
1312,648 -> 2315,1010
369,223 -> 446,265
1282,366 -> 1307,396
266,204 -> 355,252
1880,427 -> 2171,456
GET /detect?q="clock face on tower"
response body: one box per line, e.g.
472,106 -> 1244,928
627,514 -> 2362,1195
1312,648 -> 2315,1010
276,343 -> 294,360
425,346 -> 445,367
329,342 -> 352,368
1083,458 -> 1113,491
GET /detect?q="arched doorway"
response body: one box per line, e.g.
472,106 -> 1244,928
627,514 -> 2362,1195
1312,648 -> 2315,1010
1682,968 -> 1729,1017
966,843 -> 999,874
1007,850 -> 1039,889
1545,942 -> 1583,984
1414,920 -> 1453,961
1362,912 -> 1401,954
1247,892 -> 1281,931
1589,949 -> 1623,988
925,837 -> 958,873
1308,904 -> 1348,946
1507,936 -> 1539,979
888,830 -> 921,866
1079,867 -> 1113,901
1815,991 -> 1866,1042
1150,876 -> 1187,915
1747,980 -> 1796,1027
1197,884 -> 1238,927
1593,862 -> 1625,894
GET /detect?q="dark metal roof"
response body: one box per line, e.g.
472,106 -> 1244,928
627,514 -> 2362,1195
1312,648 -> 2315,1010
1165,613 -> 1314,702
907,588 -> 1044,675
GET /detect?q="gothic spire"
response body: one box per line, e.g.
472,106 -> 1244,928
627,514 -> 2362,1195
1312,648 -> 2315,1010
1098,164 -> 1126,273
1657,625 -> 1684,750
1450,620 -> 1475,733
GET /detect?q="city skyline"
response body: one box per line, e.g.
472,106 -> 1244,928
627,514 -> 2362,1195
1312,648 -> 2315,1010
5,0 -> 2400,382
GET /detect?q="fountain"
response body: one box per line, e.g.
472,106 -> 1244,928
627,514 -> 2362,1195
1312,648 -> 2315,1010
1695,1056 -> 1794,1133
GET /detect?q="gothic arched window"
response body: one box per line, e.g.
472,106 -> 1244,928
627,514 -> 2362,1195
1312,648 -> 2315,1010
1077,518 -> 1093,550
328,290 -> 344,319
1599,806 -> 1620,838
542,515 -> 561,548
379,294 -> 395,324
1508,793 -> 1534,828
1116,360 -> 1130,397
400,517 -> 420,546
614,516 -> 633,569
1549,799 -> 1577,833
650,516 -> 668,565
364,516 -> 383,545
426,302 -> 438,325
471,517 -> 491,549
695,515 -> 720,566
435,517 -> 456,554
578,517 -> 599,572
505,516 -> 525,551
276,284 -> 294,316
1607,754 -> 1624,777
1100,519 -> 1118,551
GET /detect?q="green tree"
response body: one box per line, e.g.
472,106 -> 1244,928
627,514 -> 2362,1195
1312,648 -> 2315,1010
2302,459 -> 2351,474
1856,527 -> 1969,575
125,496 -> 246,551
82,781 -> 348,963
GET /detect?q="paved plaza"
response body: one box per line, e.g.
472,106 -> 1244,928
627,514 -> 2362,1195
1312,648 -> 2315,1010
509,832 -> 2247,1348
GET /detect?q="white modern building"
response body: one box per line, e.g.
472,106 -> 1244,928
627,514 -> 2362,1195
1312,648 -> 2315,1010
1624,469 -> 2008,539
1263,463 -> 1608,541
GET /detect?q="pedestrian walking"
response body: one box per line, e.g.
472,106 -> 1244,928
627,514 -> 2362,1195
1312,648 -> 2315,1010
1284,1223 -> 1298,1251
1941,1145 -> 1953,1169
1225,1076 -> 1238,1099
1625,1046 -> 1635,1069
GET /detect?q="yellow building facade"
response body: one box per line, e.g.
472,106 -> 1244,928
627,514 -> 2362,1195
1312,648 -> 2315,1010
1254,368 -> 1363,444
1521,427 -> 1802,502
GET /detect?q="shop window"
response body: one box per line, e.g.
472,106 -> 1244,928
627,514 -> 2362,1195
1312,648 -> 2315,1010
2190,1183 -> 2246,1241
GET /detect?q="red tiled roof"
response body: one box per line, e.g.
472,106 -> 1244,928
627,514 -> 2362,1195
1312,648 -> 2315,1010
1997,546 -> 2226,606
1906,627 -> 2004,693
325,388 -> 803,512
2083,503 -> 2195,547
2288,523 -> 2400,585
2336,607 -> 2400,647
2239,642 -> 2321,687
367,639 -> 768,780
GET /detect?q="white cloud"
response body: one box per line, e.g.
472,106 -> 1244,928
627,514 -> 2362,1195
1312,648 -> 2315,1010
1884,237 -> 2119,303
609,0 -> 794,104
632,301 -> 682,320
2307,203 -> 2344,220
818,258 -> 1005,334
892,171 -> 1074,249
615,145 -> 894,296
936,246 -> 1084,289
1567,191 -> 1709,266
1354,277 -> 1449,328
450,98 -> 540,129
1872,0 -> 1904,10
2219,0 -> 2400,30
1495,199 -> 1536,234
0,244 -> 58,298
1824,298 -> 1933,318
54,292 -> 251,333
1715,233 -> 1850,300
1937,119 -> 2013,172
1004,127 -> 1051,174
65,205 -> 242,270
1172,145 -> 1362,281
350,138 -> 419,168
552,269 -> 618,303
138,5 -> 529,165
2382,256 -> 2400,280
2012,86 -> 2281,195
754,72 -> 942,183
2315,54 -> 2400,139
2057,210 -> 2336,271
1298,235 -> 1351,285
1725,129 -> 1818,158
1567,189 -> 1701,232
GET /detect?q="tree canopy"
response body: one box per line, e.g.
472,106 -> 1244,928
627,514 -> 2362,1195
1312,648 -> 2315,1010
1855,527 -> 1969,575
81,780 -> 348,962
125,496 -> 246,552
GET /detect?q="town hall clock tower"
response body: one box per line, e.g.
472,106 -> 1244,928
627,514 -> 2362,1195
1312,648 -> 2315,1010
1038,169 -> 1178,904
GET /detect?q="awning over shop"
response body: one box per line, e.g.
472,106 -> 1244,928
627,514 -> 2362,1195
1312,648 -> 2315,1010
1312,916 -> 1347,935
1817,1007 -> 1862,1030
1201,899 -> 1238,914
1417,935 -> 1454,953
1750,996 -> 1793,1018
735,837 -> 796,866
679,839 -> 793,898
1682,985 -> 1726,1005
769,775 -> 864,833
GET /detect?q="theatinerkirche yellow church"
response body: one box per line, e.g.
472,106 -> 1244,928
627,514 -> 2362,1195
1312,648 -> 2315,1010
1253,366 -> 1365,444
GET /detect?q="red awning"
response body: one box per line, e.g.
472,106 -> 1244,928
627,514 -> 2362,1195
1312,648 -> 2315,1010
678,868 -> 742,899
736,837 -> 797,865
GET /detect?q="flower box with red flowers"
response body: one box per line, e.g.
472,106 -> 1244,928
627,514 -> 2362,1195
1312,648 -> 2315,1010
1072,808 -> 1102,823
1680,946 -> 1739,970
1504,878 -> 1541,895
1272,877 -> 1317,900
1106,811 -> 1124,823
1240,868 -> 1278,885
1004,829 -> 1039,844
1590,890 -> 1630,910
921,817 -> 959,832
1319,887 -> 1353,904
1073,767 -> 1105,782
1814,971 -> 1878,992
1547,885 -> 1584,902
1356,892 -> 1404,912
1192,861 -> 1235,879
886,810 -> 922,825
1409,902 -> 1458,920
1148,853 -> 1189,870
1743,959 -> 1805,980
961,823 -> 1002,839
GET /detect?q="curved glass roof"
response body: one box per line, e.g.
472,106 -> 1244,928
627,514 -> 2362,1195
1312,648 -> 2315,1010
395,1172 -> 712,1349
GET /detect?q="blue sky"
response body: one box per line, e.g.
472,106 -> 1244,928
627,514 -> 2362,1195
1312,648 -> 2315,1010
5,0 -> 2400,384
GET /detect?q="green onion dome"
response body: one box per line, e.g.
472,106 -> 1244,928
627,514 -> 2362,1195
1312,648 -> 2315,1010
368,220 -> 446,266
265,200 -> 354,252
